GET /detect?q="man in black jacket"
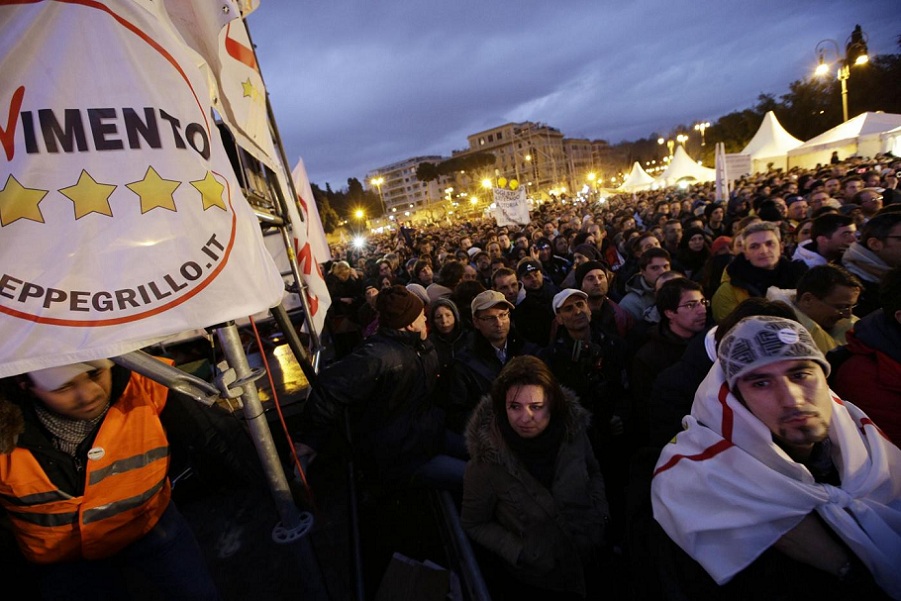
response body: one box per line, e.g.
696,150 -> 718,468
294,285 -> 465,491
447,290 -> 539,434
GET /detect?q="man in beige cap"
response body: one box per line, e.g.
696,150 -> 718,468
446,290 -> 540,434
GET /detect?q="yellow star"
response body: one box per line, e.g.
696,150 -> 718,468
126,166 -> 180,214
59,170 -> 116,219
190,171 -> 227,211
0,175 -> 48,227
241,78 -> 256,99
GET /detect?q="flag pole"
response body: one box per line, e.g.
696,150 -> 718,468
242,16 -> 324,368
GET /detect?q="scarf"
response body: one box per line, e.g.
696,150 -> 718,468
651,362 -> 901,598
726,254 -> 804,297
842,241 -> 890,284
34,401 -> 109,456
500,416 -> 565,489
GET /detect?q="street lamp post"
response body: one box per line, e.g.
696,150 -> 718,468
693,121 -> 711,146
658,137 -> 675,158
814,25 -> 870,123
370,176 -> 386,217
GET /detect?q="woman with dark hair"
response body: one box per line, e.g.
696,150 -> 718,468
674,227 -> 711,282
462,356 -> 608,599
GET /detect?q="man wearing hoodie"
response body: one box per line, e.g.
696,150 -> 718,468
841,211 -> 901,317
619,248 -> 672,321
792,213 -> 856,268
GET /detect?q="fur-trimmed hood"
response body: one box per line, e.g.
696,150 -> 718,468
464,388 -> 590,469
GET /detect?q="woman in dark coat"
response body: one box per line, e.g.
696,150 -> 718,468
674,227 -> 711,282
462,356 -> 608,599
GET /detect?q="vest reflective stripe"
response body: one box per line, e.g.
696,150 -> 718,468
0,366 -> 174,563
84,477 -> 166,524
6,508 -> 78,527
89,446 -> 169,486
0,489 -> 72,506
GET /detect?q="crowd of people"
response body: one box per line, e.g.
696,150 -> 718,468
4,153 -> 898,600
294,152 -> 901,599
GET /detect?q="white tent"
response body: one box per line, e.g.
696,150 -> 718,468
740,111 -> 803,173
656,145 -> 716,186
618,161 -> 656,192
881,125 -> 901,157
787,112 -> 901,169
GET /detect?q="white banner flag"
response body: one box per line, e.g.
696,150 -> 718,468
292,158 -> 331,262
164,0 -> 277,172
278,166 -> 331,337
492,187 -> 530,226
0,0 -> 285,377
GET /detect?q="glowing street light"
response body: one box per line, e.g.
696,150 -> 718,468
676,134 -> 688,146
370,176 -> 386,215
481,178 -> 493,190
658,137 -> 675,158
814,25 -> 870,122
693,121 -> 711,146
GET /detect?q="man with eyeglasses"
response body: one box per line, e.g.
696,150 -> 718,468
631,278 -> 711,450
841,212 -> 901,317
446,290 -> 539,434
766,264 -> 861,354
849,188 -> 884,221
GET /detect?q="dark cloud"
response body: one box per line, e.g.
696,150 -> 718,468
247,0 -> 898,187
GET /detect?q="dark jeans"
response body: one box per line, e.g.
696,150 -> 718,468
35,502 -> 220,601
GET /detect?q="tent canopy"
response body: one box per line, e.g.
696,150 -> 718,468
656,145 -> 715,186
740,111 -> 803,172
618,161 -> 655,192
787,112 -> 901,168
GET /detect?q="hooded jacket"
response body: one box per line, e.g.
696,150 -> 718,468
461,390 -> 608,596
618,272 -> 656,321
832,310 -> 901,447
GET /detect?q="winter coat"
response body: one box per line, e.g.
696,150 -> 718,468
297,327 -> 443,486
711,254 -> 808,322
512,282 -> 559,346
462,391 -> 608,597
831,310 -> 901,447
618,272 -> 656,321
631,322 -> 698,449
428,298 -> 468,408
647,328 -> 715,448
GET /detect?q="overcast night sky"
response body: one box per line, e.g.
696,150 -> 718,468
246,1 -> 898,189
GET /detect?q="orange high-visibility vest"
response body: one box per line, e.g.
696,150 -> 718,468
0,369 -> 172,563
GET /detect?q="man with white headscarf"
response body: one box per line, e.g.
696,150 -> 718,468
652,316 -> 901,599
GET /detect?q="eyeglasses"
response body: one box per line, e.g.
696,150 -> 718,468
676,298 -> 710,311
817,299 -> 857,317
476,312 -> 510,323
860,196 -> 882,204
